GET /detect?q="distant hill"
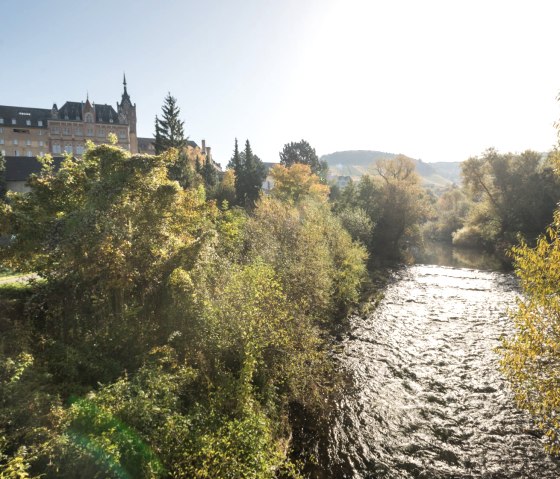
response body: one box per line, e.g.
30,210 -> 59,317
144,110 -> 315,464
321,150 -> 462,191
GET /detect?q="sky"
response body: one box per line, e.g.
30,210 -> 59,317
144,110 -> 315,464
2,0 -> 560,167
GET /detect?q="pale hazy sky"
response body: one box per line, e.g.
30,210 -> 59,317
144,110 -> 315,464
2,0 -> 560,166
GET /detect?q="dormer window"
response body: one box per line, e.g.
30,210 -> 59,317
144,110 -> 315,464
0,118 -> 4,124
85,113 -> 94,123
11,119 -> 16,125
26,120 -> 31,126
64,114 -> 69,120
38,120 -> 43,127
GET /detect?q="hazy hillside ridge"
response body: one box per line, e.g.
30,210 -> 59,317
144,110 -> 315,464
321,150 -> 462,190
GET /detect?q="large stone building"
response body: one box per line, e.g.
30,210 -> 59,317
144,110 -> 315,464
2,78 -> 217,192
0,76 -> 137,159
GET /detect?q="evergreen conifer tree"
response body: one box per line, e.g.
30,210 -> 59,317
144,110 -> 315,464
154,93 -> 186,154
227,138 -> 243,204
241,139 -> 266,207
203,157 -> 217,188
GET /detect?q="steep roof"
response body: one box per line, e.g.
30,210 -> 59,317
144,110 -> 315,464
4,156 -> 64,182
0,105 -> 50,128
57,102 -> 122,124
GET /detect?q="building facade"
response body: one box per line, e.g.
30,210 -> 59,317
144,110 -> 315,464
0,76 -> 137,158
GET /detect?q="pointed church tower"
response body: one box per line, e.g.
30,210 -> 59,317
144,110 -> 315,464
117,74 -> 138,153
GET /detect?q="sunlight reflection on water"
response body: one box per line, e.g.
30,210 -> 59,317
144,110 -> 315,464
326,263 -> 560,478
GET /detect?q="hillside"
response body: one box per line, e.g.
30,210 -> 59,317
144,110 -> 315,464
321,150 -> 462,190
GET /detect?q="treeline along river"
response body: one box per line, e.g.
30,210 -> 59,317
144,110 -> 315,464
321,248 -> 560,478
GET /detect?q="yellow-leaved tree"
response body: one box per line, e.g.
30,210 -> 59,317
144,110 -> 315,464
500,146 -> 560,454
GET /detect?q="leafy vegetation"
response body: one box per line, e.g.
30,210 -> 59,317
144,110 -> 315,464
279,140 -> 327,181
499,145 -> 560,455
333,155 -> 431,259
0,141 -> 366,477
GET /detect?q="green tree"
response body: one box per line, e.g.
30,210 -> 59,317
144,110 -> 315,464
202,157 -> 217,188
457,149 -> 560,249
0,151 -> 6,200
227,139 -> 266,207
227,138 -> 243,204
240,140 -> 266,207
154,93 -> 186,154
279,140 -> 328,180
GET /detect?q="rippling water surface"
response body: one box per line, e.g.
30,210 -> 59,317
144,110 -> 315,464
327,264 -> 560,478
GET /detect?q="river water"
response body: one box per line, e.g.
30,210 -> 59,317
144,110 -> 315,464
325,252 -> 560,478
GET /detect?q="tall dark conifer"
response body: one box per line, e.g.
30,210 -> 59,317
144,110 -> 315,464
241,139 -> 266,207
203,157 -> 217,188
228,138 -> 243,204
154,93 -> 186,154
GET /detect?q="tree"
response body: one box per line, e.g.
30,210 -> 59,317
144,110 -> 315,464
227,139 -> 266,207
279,140 -> 328,180
241,140 -> 266,207
154,93 -> 186,154
269,163 -> 329,204
227,138 -> 243,204
202,156 -> 217,188
0,151 -> 6,200
501,209 -> 560,455
457,149 -> 560,249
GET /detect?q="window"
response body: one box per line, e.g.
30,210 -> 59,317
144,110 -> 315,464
27,151 -> 32,157
76,145 -> 84,155
39,130 -> 43,136
118,130 -> 126,139
0,128 -> 2,133
97,129 -> 104,138
26,120 -> 31,126
75,128 -> 82,136
85,113 -> 93,123
64,144 -> 73,153
87,127 -> 93,136
63,127 -> 70,136
38,120 -> 43,127
0,118 -> 3,124
39,151 -> 44,156
39,141 -> 44,147
1,150 -> 5,156
15,149 -> 20,156
26,139 -> 31,146
0,139 -> 4,145
12,139 -> 18,145
52,126 -> 60,134
11,119 -> 16,125
53,144 -> 61,154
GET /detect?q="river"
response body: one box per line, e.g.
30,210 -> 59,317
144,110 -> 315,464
323,248 -> 560,478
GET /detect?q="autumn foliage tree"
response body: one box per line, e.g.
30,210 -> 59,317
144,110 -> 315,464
269,163 -> 329,204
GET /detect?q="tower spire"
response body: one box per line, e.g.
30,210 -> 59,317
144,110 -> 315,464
123,72 -> 127,95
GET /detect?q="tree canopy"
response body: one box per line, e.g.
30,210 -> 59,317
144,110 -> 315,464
227,139 -> 266,207
279,139 -> 328,180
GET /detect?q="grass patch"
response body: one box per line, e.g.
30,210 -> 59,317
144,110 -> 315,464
0,281 -> 35,300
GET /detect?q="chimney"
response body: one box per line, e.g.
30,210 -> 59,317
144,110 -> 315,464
201,139 -> 206,153
206,146 -> 212,161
